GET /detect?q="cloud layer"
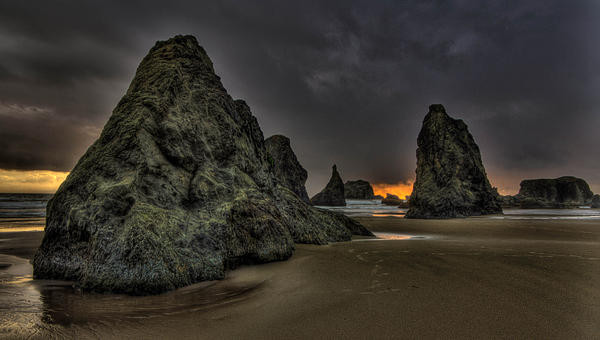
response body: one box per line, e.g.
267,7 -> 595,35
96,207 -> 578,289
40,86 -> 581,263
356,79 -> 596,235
1,1 -> 599,194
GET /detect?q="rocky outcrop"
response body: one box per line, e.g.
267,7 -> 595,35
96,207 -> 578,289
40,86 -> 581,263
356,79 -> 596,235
311,165 -> 346,206
591,195 -> 600,208
374,195 -> 384,200
381,193 -> 402,206
33,35 -> 371,295
406,104 -> 502,218
344,180 -> 375,199
517,177 -> 594,208
265,135 -> 310,203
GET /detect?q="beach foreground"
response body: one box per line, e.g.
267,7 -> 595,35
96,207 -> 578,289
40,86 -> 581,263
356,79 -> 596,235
1,217 -> 599,339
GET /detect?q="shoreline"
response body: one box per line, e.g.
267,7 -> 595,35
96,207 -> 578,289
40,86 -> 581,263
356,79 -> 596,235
0,217 -> 599,339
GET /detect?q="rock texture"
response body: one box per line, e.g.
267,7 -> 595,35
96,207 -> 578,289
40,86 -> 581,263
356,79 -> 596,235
406,104 -> 502,218
311,165 -> 346,206
591,195 -> 600,208
33,35 -> 371,295
517,177 -> 593,208
381,193 -> 402,206
344,180 -> 375,199
265,135 -> 310,203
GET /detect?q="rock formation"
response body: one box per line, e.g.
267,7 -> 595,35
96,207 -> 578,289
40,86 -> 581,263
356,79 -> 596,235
265,135 -> 310,203
406,104 -> 502,218
33,35 -> 371,295
517,176 -> 594,208
374,195 -> 384,200
381,193 -> 402,206
311,165 -> 346,206
344,180 -> 375,199
591,195 -> 600,208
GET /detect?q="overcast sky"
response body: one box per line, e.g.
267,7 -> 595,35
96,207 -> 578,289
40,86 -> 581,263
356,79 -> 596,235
1,0 -> 599,195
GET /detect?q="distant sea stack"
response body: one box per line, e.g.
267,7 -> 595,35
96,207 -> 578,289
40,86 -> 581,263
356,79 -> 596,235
517,176 -> 593,208
592,195 -> 600,208
381,193 -> 402,206
265,135 -> 310,203
344,180 -> 375,199
311,165 -> 346,206
33,35 -> 371,294
406,104 -> 502,218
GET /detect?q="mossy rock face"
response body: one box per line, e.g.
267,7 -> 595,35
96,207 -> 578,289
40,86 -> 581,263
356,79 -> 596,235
406,105 -> 502,218
265,135 -> 310,204
344,180 -> 374,199
33,35 -> 370,294
517,176 -> 593,208
311,165 -> 346,206
591,195 -> 600,208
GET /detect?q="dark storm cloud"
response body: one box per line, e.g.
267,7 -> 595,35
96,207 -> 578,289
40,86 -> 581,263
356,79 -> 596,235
0,0 -> 599,193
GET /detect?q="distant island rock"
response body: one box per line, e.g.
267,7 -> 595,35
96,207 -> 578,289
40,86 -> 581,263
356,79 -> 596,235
33,35 -> 371,295
344,180 -> 375,199
311,165 -> 346,206
265,134 -> 310,203
406,104 -> 502,218
516,176 -> 594,208
592,194 -> 600,208
374,195 -> 384,200
381,193 -> 402,205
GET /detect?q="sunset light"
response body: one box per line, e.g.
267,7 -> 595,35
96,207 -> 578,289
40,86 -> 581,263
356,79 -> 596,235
372,181 -> 414,200
0,169 -> 68,193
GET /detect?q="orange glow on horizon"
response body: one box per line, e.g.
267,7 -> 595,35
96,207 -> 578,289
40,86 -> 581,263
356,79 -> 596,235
372,181 -> 414,200
0,169 -> 69,193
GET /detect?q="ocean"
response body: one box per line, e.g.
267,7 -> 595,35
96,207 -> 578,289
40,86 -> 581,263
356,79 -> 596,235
0,193 -> 51,232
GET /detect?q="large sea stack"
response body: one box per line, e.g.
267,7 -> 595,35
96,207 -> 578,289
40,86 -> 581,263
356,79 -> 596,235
518,176 -> 593,208
265,134 -> 310,203
33,35 -> 371,294
311,165 -> 346,206
344,180 -> 375,199
406,104 -> 502,218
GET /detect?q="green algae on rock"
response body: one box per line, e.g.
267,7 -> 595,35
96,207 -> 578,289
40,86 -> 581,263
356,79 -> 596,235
33,35 -> 371,295
311,165 -> 346,206
265,135 -> 310,203
406,105 -> 502,218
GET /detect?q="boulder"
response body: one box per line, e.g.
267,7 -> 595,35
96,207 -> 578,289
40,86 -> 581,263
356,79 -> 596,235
591,195 -> 600,208
33,35 -> 371,295
311,165 -> 346,206
265,134 -> 310,203
517,177 -> 594,208
406,104 -> 502,218
381,193 -> 402,206
344,180 -> 375,199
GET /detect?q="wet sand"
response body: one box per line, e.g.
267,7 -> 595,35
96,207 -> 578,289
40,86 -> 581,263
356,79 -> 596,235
1,217 -> 599,339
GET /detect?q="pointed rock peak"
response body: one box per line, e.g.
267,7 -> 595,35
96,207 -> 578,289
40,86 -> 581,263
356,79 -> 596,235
32,35 -> 370,294
265,134 -> 310,203
428,104 -> 446,113
406,105 -> 502,218
311,164 -> 346,206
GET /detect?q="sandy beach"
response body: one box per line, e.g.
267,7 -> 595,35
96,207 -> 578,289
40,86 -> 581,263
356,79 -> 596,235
1,216 -> 599,339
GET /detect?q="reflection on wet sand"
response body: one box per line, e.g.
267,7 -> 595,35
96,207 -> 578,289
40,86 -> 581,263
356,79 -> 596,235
0,252 -> 265,338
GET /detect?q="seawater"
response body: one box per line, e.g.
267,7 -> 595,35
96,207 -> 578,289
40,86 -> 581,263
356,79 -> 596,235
0,194 -> 50,232
316,199 -> 600,220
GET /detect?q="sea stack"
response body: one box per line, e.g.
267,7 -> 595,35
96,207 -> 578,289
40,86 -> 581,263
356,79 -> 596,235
265,134 -> 310,203
591,195 -> 600,208
311,165 -> 346,206
406,104 -> 502,218
344,180 -> 375,199
33,35 -> 371,294
518,176 -> 594,208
